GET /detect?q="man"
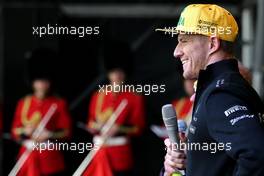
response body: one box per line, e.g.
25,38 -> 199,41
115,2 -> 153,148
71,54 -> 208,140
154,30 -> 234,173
11,49 -> 72,176
84,67 -> 145,176
158,4 -> 264,176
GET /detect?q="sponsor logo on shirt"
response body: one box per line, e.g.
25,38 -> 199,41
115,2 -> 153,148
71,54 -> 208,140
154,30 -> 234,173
216,79 -> 225,87
230,114 -> 254,125
224,105 -> 248,117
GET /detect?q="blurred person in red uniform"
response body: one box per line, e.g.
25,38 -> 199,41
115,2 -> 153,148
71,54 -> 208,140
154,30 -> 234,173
151,79 -> 194,140
83,40 -> 145,176
84,41 -> 145,176
172,79 -> 195,126
11,48 -> 72,176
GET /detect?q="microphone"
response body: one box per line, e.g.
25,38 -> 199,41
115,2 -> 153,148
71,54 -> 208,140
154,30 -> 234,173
162,104 -> 187,176
162,104 -> 180,145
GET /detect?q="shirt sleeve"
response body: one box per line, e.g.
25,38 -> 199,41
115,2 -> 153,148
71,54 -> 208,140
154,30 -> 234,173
111,94 -> 146,136
206,91 -> 264,175
128,94 -> 146,136
87,92 -> 99,130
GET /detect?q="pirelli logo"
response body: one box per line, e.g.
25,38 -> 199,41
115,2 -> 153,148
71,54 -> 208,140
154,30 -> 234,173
224,105 -> 248,117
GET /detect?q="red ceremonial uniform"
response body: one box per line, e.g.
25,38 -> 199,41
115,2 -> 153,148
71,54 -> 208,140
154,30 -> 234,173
84,91 -> 145,175
172,97 -> 193,125
11,95 -> 71,176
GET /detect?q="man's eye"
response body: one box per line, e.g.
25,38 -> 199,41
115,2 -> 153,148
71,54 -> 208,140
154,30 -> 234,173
180,40 -> 187,43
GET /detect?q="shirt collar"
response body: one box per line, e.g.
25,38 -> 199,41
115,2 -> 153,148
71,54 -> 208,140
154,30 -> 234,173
197,59 -> 239,89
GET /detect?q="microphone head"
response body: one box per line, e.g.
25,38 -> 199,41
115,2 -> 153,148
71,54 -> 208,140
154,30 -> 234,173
162,104 -> 178,130
162,104 -> 176,118
162,104 -> 179,144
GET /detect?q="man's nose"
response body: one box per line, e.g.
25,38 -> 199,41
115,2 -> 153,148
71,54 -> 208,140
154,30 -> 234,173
173,44 -> 183,59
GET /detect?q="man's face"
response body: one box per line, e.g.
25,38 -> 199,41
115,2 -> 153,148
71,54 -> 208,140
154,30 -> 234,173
174,34 -> 210,79
108,69 -> 125,85
33,79 -> 50,94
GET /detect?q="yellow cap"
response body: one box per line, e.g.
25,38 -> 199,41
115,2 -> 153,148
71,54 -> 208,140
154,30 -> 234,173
156,4 -> 239,42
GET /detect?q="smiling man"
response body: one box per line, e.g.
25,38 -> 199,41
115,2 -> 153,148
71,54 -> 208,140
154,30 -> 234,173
157,4 -> 264,176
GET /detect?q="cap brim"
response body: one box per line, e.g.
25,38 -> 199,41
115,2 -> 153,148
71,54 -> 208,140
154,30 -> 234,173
155,28 -> 178,33
155,28 -> 181,37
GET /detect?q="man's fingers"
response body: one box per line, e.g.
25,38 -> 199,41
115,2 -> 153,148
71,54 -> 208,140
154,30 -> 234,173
164,151 -> 187,170
165,153 -> 185,164
179,132 -> 187,142
164,138 -> 187,171
165,159 -> 185,170
164,156 -> 185,171
167,148 -> 185,158
164,138 -> 171,147
164,160 -> 176,174
163,172 -> 170,176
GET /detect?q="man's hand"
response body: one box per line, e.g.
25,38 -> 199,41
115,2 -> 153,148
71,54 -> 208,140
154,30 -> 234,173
23,125 -> 35,137
102,124 -> 119,137
163,138 -> 187,176
87,127 -> 100,134
23,139 -> 35,150
32,128 -> 52,142
87,121 -> 103,134
109,124 -> 119,136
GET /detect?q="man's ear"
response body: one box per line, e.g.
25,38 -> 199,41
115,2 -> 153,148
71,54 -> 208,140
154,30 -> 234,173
208,36 -> 221,55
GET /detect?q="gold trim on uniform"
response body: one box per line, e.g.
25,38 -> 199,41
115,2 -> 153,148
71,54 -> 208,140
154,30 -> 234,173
95,93 -> 114,124
21,96 -> 41,126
